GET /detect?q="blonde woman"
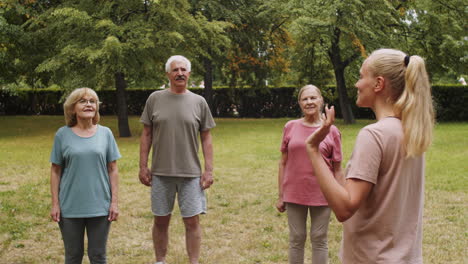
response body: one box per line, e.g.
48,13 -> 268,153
306,49 -> 434,263
277,85 -> 343,264
50,88 -> 121,264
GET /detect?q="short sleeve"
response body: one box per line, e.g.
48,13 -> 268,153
106,128 -> 122,163
345,127 -> 382,184
50,131 -> 63,165
200,98 -> 216,131
330,126 -> 342,162
140,95 -> 153,125
280,121 -> 292,153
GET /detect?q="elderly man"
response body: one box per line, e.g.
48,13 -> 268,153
139,55 -> 215,264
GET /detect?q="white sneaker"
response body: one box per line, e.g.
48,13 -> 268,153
155,262 -> 165,264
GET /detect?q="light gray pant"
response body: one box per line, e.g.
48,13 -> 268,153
58,216 -> 111,264
286,203 -> 331,264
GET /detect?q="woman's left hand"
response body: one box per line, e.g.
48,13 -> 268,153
108,202 -> 119,221
306,105 -> 335,152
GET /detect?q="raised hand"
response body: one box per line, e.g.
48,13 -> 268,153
306,105 -> 335,151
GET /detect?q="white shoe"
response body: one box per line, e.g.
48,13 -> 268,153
155,262 -> 165,264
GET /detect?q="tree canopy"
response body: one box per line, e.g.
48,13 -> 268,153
1,0 -> 466,133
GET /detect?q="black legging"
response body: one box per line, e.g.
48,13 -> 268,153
58,216 -> 111,264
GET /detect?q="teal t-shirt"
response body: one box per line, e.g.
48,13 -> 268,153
50,125 -> 121,218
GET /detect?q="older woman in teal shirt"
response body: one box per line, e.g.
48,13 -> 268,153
50,87 -> 121,264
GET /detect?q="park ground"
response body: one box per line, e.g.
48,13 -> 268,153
0,116 -> 466,263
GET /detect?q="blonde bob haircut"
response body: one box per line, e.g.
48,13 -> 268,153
63,87 -> 100,127
366,48 -> 434,158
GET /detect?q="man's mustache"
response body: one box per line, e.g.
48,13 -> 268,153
175,76 -> 186,80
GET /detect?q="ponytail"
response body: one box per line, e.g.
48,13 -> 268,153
394,55 -> 434,157
367,49 -> 434,158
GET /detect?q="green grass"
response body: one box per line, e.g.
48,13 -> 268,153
0,116 -> 466,263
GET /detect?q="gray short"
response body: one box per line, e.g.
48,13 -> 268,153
151,175 -> 206,218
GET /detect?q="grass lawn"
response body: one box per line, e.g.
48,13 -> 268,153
0,116 -> 466,264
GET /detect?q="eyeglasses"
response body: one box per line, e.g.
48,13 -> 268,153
78,99 -> 97,105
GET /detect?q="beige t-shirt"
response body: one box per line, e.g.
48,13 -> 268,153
341,117 -> 424,264
140,89 -> 215,177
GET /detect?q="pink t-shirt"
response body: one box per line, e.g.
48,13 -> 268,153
340,117 -> 424,264
280,119 -> 342,206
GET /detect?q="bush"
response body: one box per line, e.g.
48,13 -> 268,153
432,85 -> 468,121
1,85 -> 466,121
0,88 -> 63,115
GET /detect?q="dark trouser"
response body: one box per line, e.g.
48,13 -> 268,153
58,216 -> 111,264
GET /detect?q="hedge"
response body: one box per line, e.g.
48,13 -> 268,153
0,85 -> 466,121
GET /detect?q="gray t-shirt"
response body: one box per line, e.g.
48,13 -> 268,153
140,89 -> 216,177
50,125 -> 121,218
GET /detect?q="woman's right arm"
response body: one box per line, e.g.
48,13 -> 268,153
276,152 -> 288,212
50,163 -> 62,222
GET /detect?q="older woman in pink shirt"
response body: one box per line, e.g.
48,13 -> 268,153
277,85 -> 343,264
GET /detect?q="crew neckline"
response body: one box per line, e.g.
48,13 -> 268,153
69,125 -> 99,139
300,118 -> 322,128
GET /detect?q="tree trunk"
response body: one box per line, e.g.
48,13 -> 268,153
229,70 -> 238,89
333,65 -> 355,124
31,90 -> 39,114
203,56 -> 214,113
328,27 -> 355,124
114,72 -> 132,137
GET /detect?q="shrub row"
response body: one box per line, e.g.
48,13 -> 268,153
0,85 -> 466,121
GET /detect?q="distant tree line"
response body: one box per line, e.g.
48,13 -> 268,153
1,0 -> 466,135
1,85 -> 466,122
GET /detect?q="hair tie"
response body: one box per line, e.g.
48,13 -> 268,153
404,55 -> 410,66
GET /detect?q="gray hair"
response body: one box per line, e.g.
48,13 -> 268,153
165,55 -> 191,73
297,84 -> 323,102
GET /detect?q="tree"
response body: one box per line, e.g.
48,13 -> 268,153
288,0 -> 405,123
0,1 -> 58,89
0,5 -> 24,85
24,0 -> 224,136
189,0 -> 291,95
1,1 -> 67,113
227,0 -> 291,88
401,0 -> 467,81
187,0 -> 232,110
